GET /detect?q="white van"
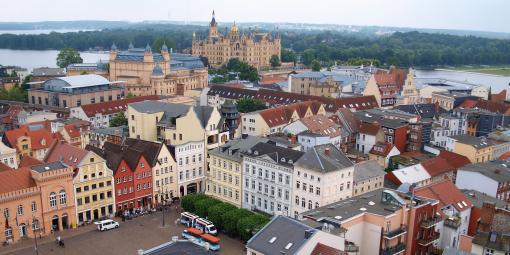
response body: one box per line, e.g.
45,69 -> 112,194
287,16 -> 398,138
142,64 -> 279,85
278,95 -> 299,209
180,212 -> 199,227
94,219 -> 119,231
194,218 -> 217,235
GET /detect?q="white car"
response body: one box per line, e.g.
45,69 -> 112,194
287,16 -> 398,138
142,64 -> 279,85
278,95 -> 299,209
94,219 -> 119,231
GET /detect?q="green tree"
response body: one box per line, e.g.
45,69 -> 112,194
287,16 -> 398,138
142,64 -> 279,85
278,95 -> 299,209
194,198 -> 221,218
222,208 -> 252,236
9,70 -> 18,77
270,55 -> 281,68
208,203 -> 236,230
237,214 -> 270,241
281,48 -> 297,63
235,98 -> 267,113
126,92 -> 135,98
181,193 -> 208,212
110,113 -> 128,127
151,37 -> 176,53
56,48 -> 83,68
311,59 -> 321,71
301,49 -> 315,66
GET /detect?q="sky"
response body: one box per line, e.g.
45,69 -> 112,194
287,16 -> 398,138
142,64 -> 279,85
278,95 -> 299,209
2,0 -> 510,33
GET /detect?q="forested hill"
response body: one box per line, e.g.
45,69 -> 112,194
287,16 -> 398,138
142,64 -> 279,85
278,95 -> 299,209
1,25 -> 510,67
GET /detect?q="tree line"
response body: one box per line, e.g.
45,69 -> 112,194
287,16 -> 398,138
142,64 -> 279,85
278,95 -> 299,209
1,26 -> 510,67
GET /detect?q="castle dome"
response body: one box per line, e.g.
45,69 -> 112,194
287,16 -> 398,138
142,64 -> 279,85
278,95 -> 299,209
111,43 -> 117,51
230,21 -> 239,34
161,42 -> 168,52
152,64 -> 164,76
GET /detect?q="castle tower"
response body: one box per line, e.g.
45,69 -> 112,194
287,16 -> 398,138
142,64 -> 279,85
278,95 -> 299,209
109,42 -> 118,61
220,99 -> 239,138
230,21 -> 240,41
209,10 -> 219,38
143,43 -> 154,63
161,42 -> 170,62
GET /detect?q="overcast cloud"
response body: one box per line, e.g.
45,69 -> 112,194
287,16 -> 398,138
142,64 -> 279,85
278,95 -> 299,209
2,0 -> 509,33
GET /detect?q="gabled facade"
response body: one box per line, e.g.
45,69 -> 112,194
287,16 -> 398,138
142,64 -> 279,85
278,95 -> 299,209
171,140 -> 206,197
363,67 -> 410,108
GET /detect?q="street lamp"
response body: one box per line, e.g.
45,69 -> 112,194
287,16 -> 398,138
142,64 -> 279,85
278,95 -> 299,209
31,216 -> 39,255
160,187 -> 165,227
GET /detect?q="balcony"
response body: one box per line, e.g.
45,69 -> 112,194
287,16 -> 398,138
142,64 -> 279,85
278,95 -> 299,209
420,215 -> 442,229
417,232 -> 440,246
383,225 -> 407,239
344,242 -> 359,253
381,242 -> 406,255
444,217 -> 461,229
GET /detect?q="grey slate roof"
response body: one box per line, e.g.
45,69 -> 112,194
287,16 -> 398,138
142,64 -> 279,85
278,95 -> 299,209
142,240 -> 213,255
209,136 -> 268,162
353,160 -> 385,182
459,161 -> 510,182
295,144 -> 353,173
32,67 -> 65,77
394,104 -> 444,119
461,189 -> 509,209
30,161 -> 67,173
246,215 -> 316,255
115,48 -> 164,62
449,134 -> 495,149
245,142 -> 305,167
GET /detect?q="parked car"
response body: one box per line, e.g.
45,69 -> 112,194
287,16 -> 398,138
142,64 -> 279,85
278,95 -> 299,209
94,219 -> 119,231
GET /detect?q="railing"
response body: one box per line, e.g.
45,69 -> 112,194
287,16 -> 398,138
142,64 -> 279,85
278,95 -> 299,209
417,232 -> 440,246
383,225 -> 407,239
444,218 -> 461,229
344,243 -> 359,252
381,242 -> 406,255
420,215 -> 442,228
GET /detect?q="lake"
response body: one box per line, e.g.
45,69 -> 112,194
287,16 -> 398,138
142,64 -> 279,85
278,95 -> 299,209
0,29 -> 98,35
0,48 -> 508,92
0,49 -> 108,71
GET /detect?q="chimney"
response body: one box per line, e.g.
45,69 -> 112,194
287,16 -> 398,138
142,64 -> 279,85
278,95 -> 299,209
324,147 -> 330,156
304,229 -> 314,239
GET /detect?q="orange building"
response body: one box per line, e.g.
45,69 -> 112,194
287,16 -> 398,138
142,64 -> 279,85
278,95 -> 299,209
0,161 -> 76,243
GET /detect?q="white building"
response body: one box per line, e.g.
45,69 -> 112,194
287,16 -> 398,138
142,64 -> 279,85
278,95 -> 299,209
297,132 -> 330,152
16,111 -> 58,125
172,140 -> 206,197
386,163 -> 432,187
242,142 -> 304,216
292,144 -> 354,217
356,122 -> 383,154
456,161 -> 510,201
431,114 -> 467,148
0,139 -> 17,169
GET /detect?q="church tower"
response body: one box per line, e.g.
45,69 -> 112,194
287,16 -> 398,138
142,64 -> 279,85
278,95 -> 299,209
209,10 -> 219,38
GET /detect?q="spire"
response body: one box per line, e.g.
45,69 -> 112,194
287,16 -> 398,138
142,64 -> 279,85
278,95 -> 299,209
210,10 -> 217,27
145,43 -> 152,53
111,42 -> 117,51
161,42 -> 168,52
128,42 -> 134,50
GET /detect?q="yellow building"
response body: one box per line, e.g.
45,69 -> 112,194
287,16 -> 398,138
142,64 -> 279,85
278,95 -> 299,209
289,72 -> 342,97
449,134 -> 494,163
109,43 -> 208,97
192,11 -> 281,69
207,136 -> 264,207
45,143 -> 115,224
127,101 -> 231,150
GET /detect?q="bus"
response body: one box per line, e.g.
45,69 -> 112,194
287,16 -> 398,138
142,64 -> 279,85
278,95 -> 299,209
194,218 -> 218,235
201,233 -> 220,251
181,227 -> 220,251
180,212 -> 199,227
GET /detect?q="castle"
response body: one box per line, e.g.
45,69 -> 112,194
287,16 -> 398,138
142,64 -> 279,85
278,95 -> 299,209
109,43 -> 208,97
192,11 -> 281,69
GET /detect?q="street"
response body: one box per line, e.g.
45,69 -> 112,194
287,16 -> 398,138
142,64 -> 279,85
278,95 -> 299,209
0,208 -> 245,255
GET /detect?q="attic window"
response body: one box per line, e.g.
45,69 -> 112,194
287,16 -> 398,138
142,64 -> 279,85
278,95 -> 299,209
285,243 -> 293,250
280,157 -> 285,162
269,237 -> 277,243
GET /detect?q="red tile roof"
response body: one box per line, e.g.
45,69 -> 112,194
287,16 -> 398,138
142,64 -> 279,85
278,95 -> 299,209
79,95 -> 160,118
491,90 -> 507,102
1,105 -> 22,124
458,99 -> 478,109
499,151 -> 510,161
4,126 -> 59,152
438,150 -> 471,169
19,156 -> 43,168
369,141 -> 395,157
474,100 -> 510,115
374,67 -> 408,87
0,162 -> 13,172
300,115 -> 342,138
415,179 -> 473,212
258,101 -> 322,128
311,243 -> 347,255
420,157 -> 455,177
0,167 -> 36,194
260,77 -> 287,85
63,124 -> 80,138
358,122 -> 380,136
45,142 -> 88,168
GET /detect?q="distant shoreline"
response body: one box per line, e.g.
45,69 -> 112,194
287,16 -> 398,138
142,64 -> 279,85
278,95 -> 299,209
435,68 -> 506,77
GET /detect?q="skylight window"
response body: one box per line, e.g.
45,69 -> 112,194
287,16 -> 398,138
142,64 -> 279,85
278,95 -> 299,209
269,237 -> 277,243
285,243 -> 293,250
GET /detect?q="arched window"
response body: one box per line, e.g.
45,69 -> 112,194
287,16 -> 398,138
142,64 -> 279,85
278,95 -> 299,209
49,192 -> 57,207
59,190 -> 67,205
315,202 -> 319,209
308,200 -> 312,210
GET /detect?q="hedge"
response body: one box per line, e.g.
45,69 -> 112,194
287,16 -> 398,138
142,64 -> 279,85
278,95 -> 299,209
180,194 -> 271,240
